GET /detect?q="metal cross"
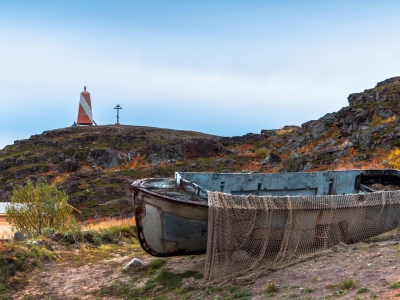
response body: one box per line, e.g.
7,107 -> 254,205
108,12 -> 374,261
114,104 -> 123,125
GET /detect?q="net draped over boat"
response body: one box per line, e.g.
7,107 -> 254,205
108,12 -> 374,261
204,191 -> 400,282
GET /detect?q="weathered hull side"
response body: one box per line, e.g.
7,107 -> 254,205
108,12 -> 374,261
133,183 -> 208,256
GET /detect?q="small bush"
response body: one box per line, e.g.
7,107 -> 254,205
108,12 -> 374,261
342,278 -> 359,290
390,282 -> 400,289
327,278 -> 358,291
370,114 -> 383,127
264,281 -> 279,293
6,179 -> 79,236
228,284 -> 241,293
357,287 -> 370,294
255,148 -> 269,159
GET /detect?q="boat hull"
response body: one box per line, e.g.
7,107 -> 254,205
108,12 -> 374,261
133,179 -> 208,256
132,170 -> 400,256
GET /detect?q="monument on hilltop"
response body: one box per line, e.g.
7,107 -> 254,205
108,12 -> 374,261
77,86 -> 97,126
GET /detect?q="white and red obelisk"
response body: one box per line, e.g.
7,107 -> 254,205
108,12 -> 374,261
77,86 -> 97,126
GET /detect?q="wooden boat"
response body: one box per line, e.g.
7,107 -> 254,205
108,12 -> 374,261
131,170 -> 400,256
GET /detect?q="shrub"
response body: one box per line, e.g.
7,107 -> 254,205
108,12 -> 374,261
370,114 -> 383,126
255,148 -> 269,159
342,278 -> 359,290
357,287 -> 370,294
390,282 -> 400,289
264,281 -> 279,293
6,179 -> 78,236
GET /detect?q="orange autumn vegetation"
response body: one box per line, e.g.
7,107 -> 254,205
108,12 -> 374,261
334,157 -> 386,171
239,161 -> 262,173
296,141 -> 318,154
124,155 -> 149,169
235,144 -> 255,157
106,155 -> 150,172
52,174 -> 68,186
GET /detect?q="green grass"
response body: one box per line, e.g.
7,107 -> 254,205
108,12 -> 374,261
332,289 -> 346,296
390,282 -> 400,289
224,288 -> 252,300
357,287 -> 370,294
302,288 -> 315,294
0,243 -> 57,299
342,278 -> 359,290
146,259 -> 166,275
393,140 -> 400,148
206,286 -> 224,294
0,170 -> 13,182
205,284 -> 253,300
92,268 -> 204,299
326,278 -> 359,290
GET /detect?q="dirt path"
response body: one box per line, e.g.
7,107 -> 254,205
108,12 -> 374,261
12,239 -> 400,299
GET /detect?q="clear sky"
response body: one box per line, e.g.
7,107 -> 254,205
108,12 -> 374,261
1,1 -> 400,149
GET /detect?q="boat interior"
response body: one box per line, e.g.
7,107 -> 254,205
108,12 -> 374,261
172,169 -> 400,200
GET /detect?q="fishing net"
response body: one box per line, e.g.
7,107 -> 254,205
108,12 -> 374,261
204,191 -> 400,282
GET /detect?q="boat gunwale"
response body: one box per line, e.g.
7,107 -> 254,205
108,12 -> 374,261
131,178 -> 209,207
131,176 -> 400,211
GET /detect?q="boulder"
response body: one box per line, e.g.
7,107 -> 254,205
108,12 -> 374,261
14,232 -> 24,241
123,258 -> 146,270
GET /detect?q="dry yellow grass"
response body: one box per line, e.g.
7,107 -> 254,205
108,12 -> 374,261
81,216 -> 136,231
0,215 -> 12,240
382,115 -> 396,123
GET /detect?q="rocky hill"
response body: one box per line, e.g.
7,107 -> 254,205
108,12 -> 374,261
1,76 -> 400,219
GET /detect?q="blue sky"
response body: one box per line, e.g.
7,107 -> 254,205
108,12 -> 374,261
1,1 -> 400,149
